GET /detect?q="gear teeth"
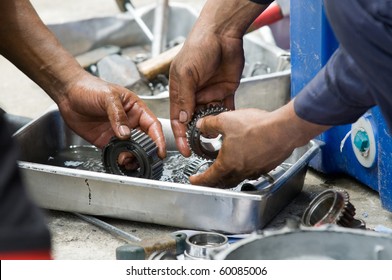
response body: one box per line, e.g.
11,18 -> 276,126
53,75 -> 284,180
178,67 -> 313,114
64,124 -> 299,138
335,190 -> 356,227
183,158 -> 213,177
187,105 -> 228,160
302,189 -> 360,228
102,129 -> 163,180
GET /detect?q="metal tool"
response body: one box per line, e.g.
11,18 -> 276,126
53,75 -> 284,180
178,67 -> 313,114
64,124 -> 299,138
116,232 -> 187,260
102,129 -> 163,180
73,212 -> 186,259
187,105 -> 228,160
73,212 -> 141,242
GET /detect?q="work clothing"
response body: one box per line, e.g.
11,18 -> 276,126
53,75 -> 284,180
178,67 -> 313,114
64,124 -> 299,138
0,111 -> 51,259
250,0 -> 274,4
294,0 -> 392,130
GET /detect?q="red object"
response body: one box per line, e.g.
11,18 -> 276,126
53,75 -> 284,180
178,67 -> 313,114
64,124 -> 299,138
248,3 -> 284,32
0,250 -> 52,260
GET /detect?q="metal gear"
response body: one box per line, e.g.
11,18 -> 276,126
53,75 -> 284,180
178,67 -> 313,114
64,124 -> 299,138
102,129 -> 163,180
301,189 -> 364,228
183,158 -> 213,177
187,105 -> 228,160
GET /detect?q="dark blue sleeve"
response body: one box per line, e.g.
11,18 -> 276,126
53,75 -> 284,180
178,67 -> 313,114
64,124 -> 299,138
294,47 -> 374,125
250,0 -> 274,4
294,0 -> 392,130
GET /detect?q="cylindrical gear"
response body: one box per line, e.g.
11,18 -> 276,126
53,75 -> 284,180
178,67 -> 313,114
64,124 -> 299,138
183,158 -> 213,177
102,129 -> 163,180
187,105 -> 228,160
302,189 -> 359,228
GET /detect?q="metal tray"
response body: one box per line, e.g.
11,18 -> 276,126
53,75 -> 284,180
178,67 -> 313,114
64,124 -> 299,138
14,108 -> 319,234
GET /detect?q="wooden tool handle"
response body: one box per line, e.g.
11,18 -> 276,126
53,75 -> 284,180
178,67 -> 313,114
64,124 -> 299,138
137,43 -> 184,81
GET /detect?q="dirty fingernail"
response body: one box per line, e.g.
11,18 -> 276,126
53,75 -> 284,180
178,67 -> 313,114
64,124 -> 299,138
179,111 -> 188,123
119,125 -> 131,137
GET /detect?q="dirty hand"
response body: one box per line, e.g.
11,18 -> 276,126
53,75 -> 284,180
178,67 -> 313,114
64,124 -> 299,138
169,0 -> 268,157
0,0 -> 165,159
57,72 -> 166,158
189,101 -> 330,188
169,34 -> 244,157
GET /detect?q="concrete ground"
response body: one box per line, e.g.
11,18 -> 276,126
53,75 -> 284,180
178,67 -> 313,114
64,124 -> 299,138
1,0 -> 392,259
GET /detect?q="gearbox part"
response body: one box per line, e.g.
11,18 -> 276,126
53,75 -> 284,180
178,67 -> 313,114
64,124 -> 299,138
187,105 -> 228,160
102,129 -> 163,180
302,189 -> 364,228
184,232 -> 229,260
183,158 -> 213,177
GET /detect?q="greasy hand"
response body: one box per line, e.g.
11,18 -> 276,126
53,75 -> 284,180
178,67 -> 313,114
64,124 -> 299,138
169,34 -> 244,157
57,72 -> 166,158
189,109 -> 295,188
188,102 -> 332,189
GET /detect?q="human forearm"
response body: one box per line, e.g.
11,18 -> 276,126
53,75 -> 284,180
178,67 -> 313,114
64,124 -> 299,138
191,101 -> 330,187
274,101 -> 331,150
0,0 -> 86,105
194,0 -> 269,39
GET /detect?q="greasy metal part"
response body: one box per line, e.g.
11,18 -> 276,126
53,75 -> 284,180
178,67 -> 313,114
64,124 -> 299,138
73,212 -> 141,242
102,129 -> 163,180
241,165 -> 289,192
184,232 -> 229,260
152,0 -> 169,57
187,105 -> 228,160
213,223 -> 392,260
183,158 -> 213,177
302,189 -> 365,228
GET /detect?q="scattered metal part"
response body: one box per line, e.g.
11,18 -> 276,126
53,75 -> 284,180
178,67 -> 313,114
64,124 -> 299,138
213,222 -> 392,260
132,53 -> 149,64
187,105 -> 228,160
241,165 -> 289,192
183,158 -> 213,177
73,212 -> 141,242
302,189 -> 365,229
102,129 -> 163,180
184,232 -> 229,260
245,62 -> 271,77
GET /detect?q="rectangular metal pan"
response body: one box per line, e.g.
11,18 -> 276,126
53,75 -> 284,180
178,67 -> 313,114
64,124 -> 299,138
14,108 -> 319,234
